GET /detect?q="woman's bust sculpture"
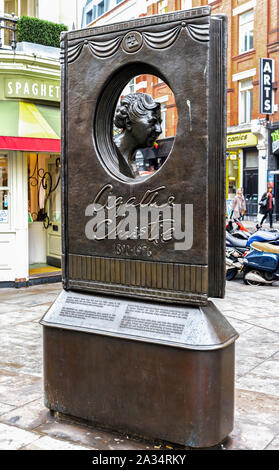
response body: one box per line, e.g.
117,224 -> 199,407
113,93 -> 162,179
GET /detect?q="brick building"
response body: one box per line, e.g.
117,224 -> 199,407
87,0 -> 279,219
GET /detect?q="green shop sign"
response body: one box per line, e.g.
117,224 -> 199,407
271,129 -> 279,154
4,78 -> 60,102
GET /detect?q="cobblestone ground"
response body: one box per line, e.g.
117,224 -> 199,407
0,280 -> 278,450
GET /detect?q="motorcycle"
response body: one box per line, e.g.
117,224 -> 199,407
242,241 -> 279,286
246,230 -> 279,248
226,230 -> 279,251
226,218 -> 251,240
226,232 -> 249,252
226,246 -> 246,280
226,229 -> 279,282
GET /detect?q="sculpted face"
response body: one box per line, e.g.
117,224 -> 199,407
129,109 -> 162,148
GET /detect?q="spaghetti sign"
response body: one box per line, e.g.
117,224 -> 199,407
260,58 -> 274,114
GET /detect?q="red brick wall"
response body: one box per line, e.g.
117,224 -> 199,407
145,0 -> 279,131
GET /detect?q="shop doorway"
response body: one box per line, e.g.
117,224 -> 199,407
243,169 -> 258,217
243,149 -> 258,217
46,156 -> 62,267
28,153 -> 61,279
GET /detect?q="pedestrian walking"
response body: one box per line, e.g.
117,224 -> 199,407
231,188 -> 246,221
258,186 -> 274,229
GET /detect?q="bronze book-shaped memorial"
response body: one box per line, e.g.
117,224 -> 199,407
59,7 -> 227,305
41,7 -> 238,448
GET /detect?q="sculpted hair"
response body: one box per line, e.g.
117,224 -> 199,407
114,93 -> 160,130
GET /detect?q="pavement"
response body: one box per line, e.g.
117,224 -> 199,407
0,280 -> 279,450
229,219 -> 279,232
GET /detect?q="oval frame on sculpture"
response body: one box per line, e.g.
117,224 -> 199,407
41,6 -> 238,448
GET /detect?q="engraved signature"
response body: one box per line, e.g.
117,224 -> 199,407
85,184 -> 194,251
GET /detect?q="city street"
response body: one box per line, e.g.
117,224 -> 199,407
0,280 -> 278,450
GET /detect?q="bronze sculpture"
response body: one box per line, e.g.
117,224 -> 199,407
41,8 -> 239,449
113,93 -> 162,179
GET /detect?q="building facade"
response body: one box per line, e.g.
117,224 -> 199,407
0,17 -> 62,286
81,0 -> 145,28
0,0 -> 83,30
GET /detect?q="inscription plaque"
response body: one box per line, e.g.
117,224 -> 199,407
42,290 -> 237,350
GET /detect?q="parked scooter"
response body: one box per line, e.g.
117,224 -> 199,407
226,219 -> 251,240
242,242 -> 279,286
246,230 -> 279,248
226,246 -> 246,280
226,229 -> 279,281
226,229 -> 279,250
226,232 -> 249,252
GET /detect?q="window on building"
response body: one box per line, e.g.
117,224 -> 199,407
181,0 -> 192,9
239,10 -> 254,54
128,77 -> 136,94
239,79 -> 253,124
98,1 -> 105,17
160,103 -> 167,138
83,1 -> 97,27
0,155 -> 9,224
158,0 -> 168,15
86,10 -> 93,24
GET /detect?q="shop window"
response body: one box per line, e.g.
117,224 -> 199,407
239,79 -> 253,124
28,154 -> 61,225
245,150 -> 258,168
158,0 -> 168,15
226,152 -> 240,200
0,155 -> 9,225
239,10 -> 254,54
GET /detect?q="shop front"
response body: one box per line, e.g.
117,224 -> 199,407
269,125 -> 279,220
226,131 -> 258,218
0,51 -> 61,286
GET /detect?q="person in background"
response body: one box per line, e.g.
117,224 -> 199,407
259,186 -> 274,229
231,188 -> 246,221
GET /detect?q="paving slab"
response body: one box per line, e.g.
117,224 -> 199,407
235,389 -> 279,429
223,420 -> 275,450
236,354 -> 279,397
0,371 -> 42,407
0,403 -> 15,415
22,435 -> 91,450
265,434 -> 279,450
0,398 -> 51,430
0,422 -> 40,450
0,281 -> 279,450
35,418 -> 154,451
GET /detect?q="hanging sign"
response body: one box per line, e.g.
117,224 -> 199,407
260,58 -> 274,114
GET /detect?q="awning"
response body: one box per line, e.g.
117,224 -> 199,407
0,101 -> 61,152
